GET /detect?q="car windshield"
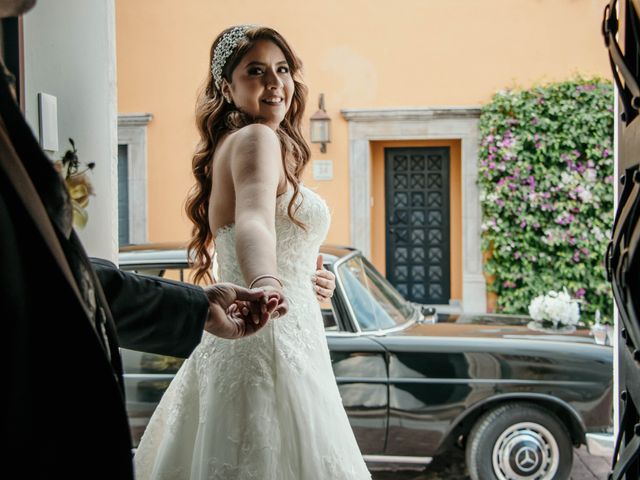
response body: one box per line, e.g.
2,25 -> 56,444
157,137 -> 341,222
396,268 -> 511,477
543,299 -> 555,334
337,255 -> 415,331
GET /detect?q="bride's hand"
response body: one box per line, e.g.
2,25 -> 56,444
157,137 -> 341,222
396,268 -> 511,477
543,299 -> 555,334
312,255 -> 335,303
256,284 -> 289,319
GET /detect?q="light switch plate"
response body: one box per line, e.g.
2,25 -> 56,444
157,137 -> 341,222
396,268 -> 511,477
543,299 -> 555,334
37,92 -> 59,152
312,160 -> 333,181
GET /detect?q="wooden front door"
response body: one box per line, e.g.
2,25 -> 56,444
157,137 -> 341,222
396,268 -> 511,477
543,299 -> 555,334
384,147 -> 450,304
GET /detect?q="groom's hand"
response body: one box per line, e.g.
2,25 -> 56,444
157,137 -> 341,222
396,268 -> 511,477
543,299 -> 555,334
203,283 -> 278,339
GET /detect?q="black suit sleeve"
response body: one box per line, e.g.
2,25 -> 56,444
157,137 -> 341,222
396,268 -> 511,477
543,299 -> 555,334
90,257 -> 208,358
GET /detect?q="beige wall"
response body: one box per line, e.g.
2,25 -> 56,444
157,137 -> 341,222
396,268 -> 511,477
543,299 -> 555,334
116,0 -> 610,249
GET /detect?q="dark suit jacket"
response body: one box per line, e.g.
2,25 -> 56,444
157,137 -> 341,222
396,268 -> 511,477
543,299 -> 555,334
0,65 -> 208,478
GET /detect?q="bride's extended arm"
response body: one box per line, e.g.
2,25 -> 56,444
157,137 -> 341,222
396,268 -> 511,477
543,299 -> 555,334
230,124 -> 287,309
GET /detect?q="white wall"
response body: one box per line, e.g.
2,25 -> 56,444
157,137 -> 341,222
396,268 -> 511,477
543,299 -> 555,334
22,0 -> 118,261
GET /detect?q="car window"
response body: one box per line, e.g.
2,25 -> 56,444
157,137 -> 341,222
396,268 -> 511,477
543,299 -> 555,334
337,255 -> 414,331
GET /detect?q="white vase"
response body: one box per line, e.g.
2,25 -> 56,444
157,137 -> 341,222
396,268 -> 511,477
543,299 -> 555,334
606,325 -> 614,346
590,323 -> 608,345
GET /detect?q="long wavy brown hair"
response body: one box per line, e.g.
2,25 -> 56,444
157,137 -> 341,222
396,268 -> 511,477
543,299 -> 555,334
185,26 -> 310,284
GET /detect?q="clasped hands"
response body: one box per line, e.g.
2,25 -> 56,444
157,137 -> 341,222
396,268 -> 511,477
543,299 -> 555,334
203,283 -> 285,339
203,254 -> 336,340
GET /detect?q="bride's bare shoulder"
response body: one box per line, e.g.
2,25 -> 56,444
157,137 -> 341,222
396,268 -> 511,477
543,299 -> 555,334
225,124 -> 280,151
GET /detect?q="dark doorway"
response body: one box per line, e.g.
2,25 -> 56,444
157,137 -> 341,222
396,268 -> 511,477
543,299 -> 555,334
384,147 -> 451,304
1,16 -> 24,110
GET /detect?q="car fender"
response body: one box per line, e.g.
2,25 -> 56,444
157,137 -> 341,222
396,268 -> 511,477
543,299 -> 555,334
442,392 -> 587,447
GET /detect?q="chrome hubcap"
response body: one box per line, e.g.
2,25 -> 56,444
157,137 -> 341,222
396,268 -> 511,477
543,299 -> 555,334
492,422 -> 559,480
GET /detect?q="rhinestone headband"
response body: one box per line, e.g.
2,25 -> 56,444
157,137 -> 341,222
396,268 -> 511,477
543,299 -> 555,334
211,25 -> 251,90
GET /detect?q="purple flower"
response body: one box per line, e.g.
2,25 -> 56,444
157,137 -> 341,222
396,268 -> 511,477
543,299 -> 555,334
487,153 -> 496,161
555,212 -> 575,225
500,138 -> 515,149
531,116 -> 539,126
520,220 -> 527,228
483,134 -> 495,146
508,183 -> 518,191
497,178 -> 505,187
489,162 -> 496,170
575,288 -> 586,298
603,148 -> 610,158
514,252 -> 521,260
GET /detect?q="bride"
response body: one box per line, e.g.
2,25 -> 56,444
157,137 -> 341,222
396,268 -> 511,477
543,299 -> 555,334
133,25 -> 371,479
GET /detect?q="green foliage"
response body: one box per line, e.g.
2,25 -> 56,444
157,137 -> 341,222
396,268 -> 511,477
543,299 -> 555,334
478,78 -> 614,325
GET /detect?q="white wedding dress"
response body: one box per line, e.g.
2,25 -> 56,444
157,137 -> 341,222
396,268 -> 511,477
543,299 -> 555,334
134,185 -> 371,480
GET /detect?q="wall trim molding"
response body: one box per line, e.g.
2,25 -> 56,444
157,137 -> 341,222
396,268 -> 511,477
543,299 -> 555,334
341,106 -> 482,122
118,113 -> 153,127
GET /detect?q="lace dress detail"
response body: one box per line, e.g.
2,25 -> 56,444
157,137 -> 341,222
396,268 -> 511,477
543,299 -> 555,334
134,185 -> 371,480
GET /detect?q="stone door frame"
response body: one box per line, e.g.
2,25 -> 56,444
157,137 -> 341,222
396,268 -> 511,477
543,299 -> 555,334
340,107 -> 486,312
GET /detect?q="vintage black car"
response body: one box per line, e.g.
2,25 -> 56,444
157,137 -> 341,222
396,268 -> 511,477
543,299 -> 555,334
119,243 -> 613,480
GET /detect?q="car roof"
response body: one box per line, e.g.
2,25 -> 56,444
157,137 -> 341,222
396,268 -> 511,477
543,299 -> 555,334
118,242 -> 357,268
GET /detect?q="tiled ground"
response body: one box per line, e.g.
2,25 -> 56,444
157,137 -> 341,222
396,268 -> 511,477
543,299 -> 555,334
370,446 -> 611,479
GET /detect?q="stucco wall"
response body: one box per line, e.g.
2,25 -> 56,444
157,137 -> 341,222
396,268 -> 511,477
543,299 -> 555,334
116,0 -> 610,249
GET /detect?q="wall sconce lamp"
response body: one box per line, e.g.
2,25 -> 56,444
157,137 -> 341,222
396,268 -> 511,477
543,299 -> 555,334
310,93 -> 331,153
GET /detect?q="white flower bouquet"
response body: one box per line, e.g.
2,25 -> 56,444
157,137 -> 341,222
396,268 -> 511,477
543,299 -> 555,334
528,287 -> 580,329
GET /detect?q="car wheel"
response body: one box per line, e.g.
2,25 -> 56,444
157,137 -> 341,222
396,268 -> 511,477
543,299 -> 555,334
466,403 -> 573,480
